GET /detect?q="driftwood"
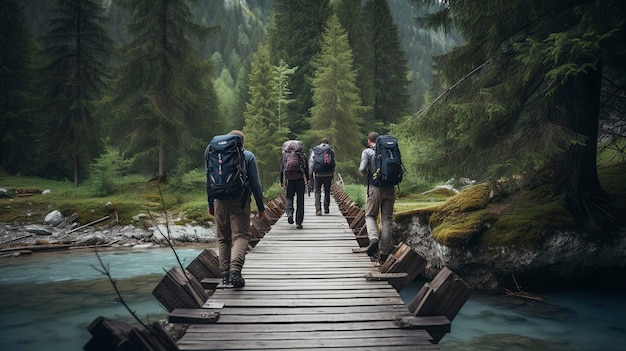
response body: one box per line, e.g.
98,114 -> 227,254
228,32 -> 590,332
0,234 -> 34,247
67,216 -> 110,234
0,243 -> 73,253
503,274 -> 543,301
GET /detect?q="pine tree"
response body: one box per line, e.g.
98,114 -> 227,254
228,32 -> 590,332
0,0 -> 36,173
362,0 -> 411,129
411,0 -> 626,230
309,15 -> 366,178
243,45 -> 291,188
111,0 -> 220,182
268,0 -> 332,137
37,0 -> 112,186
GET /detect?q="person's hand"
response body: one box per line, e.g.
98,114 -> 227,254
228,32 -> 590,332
280,183 -> 285,188
208,207 -> 214,216
258,210 -> 266,220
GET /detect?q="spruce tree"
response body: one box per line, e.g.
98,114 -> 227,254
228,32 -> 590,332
37,0 -> 112,186
411,0 -> 626,230
362,0 -> 411,129
243,45 -> 290,188
309,15 -> 366,178
268,0 -> 332,137
0,0 -> 36,173
111,0 -> 220,181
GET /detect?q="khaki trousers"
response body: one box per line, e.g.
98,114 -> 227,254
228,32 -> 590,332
214,197 -> 251,274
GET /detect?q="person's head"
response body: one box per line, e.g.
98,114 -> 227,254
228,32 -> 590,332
321,138 -> 329,145
229,130 -> 245,145
367,132 -> 378,145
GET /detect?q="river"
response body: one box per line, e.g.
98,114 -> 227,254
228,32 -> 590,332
0,247 -> 624,350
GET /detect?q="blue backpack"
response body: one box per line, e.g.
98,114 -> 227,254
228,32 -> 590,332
205,134 -> 248,200
371,135 -> 404,188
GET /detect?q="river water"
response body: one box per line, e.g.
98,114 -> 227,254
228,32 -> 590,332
0,247 -> 624,350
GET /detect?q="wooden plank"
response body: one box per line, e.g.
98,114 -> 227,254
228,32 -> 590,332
210,297 -> 405,307
168,309 -> 220,324
175,194 -> 442,350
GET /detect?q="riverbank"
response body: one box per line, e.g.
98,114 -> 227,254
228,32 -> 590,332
0,220 -> 216,258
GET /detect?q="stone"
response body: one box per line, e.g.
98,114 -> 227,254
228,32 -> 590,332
44,210 -> 65,226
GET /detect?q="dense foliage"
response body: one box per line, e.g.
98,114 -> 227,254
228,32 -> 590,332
403,0 -> 626,230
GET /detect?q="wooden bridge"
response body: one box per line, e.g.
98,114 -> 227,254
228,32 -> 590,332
176,193 -> 444,350
125,187 -> 472,351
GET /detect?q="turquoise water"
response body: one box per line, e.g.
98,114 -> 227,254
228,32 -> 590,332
0,247 -> 206,351
400,281 -> 626,351
1,247 -> 625,350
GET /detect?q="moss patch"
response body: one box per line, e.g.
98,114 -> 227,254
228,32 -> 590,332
396,182 -> 580,250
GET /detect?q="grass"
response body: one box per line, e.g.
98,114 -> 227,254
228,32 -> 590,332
0,173 -> 212,227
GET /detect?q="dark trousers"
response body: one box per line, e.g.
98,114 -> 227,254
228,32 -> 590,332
314,175 -> 332,212
286,178 -> 306,225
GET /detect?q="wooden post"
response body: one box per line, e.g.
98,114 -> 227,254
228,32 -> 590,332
379,242 -> 427,291
407,267 -> 472,343
152,267 -> 208,312
185,249 -> 221,283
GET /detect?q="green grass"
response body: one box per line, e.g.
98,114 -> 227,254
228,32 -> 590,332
0,173 -> 212,226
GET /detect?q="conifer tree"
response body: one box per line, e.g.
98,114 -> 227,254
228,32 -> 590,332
243,45 -> 290,188
111,0 -> 220,181
37,0 -> 112,186
268,0 -> 332,137
0,0 -> 36,173
336,0 -> 373,125
362,0 -> 411,128
309,15 -> 365,178
410,0 -> 626,230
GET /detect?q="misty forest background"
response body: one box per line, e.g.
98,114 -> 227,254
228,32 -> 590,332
1,0 -> 625,233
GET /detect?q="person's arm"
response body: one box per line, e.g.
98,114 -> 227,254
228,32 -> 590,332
246,152 -> 265,213
205,146 -> 214,215
359,148 -> 370,177
303,155 -> 310,182
279,155 -> 285,187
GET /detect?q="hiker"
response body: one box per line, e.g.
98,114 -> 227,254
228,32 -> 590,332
206,130 -> 265,288
359,131 -> 395,263
310,138 -> 336,216
280,140 -> 310,229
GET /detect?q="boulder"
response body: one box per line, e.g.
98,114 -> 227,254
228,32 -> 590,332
44,210 -> 65,226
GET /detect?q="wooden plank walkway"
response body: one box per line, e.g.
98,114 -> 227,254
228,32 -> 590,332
176,193 -> 440,350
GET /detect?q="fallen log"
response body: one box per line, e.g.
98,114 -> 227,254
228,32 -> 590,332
0,243 -> 73,253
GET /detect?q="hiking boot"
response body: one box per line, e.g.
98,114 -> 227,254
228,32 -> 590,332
288,216 -> 294,224
316,211 -> 322,216
230,271 -> 245,288
221,272 -> 232,287
379,253 -> 389,265
366,238 -> 379,257
296,224 -> 303,229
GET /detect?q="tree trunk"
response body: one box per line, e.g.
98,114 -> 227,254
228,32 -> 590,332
158,139 -> 167,182
551,65 -> 614,231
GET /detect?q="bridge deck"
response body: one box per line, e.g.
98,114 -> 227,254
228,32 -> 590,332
176,193 -> 440,350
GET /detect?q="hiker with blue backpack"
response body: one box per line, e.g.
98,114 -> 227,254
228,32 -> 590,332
205,130 -> 265,288
310,138 -> 336,216
359,132 -> 404,264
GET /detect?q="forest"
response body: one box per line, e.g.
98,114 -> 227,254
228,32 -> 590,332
2,0 -> 625,235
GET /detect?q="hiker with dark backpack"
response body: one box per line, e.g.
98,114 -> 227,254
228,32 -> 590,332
310,138 -> 335,216
280,140 -> 310,229
206,130 -> 265,288
359,132 -> 404,264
